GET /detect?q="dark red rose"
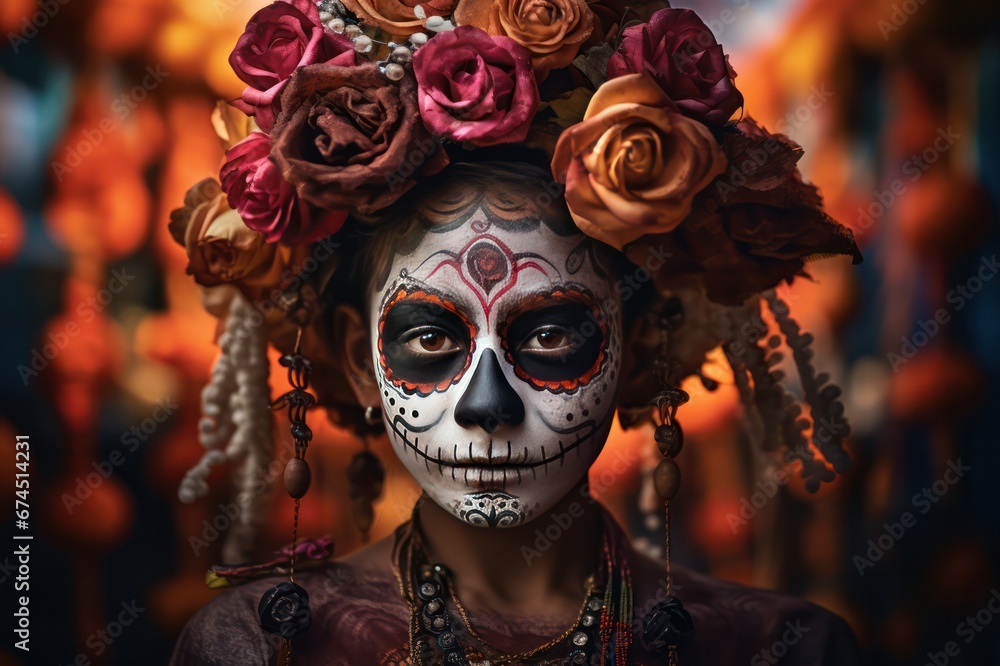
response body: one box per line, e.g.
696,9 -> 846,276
229,0 -> 356,132
220,132 -> 347,243
413,26 -> 539,147
270,63 -> 449,214
607,8 -> 743,127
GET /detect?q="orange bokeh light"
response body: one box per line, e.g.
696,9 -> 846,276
0,189 -> 25,265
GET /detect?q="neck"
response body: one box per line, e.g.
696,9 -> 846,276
414,485 -> 603,616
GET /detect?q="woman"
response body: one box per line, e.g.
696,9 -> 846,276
169,1 -> 862,663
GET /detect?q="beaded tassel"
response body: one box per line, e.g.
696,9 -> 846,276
640,299 -> 694,662
258,329 -> 316,650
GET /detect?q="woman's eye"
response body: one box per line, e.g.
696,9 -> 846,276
521,328 -> 572,353
405,329 -> 459,354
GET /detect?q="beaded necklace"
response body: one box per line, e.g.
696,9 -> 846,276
391,510 -> 633,665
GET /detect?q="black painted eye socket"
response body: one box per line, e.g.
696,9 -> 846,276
505,302 -> 605,383
382,301 -> 472,388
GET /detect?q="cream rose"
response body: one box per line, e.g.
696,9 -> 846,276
169,178 -> 290,288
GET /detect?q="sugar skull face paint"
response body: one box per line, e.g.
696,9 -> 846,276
368,208 -> 622,528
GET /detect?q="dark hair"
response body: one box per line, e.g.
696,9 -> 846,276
328,160 -> 597,309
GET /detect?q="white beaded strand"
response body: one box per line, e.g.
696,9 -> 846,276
177,291 -> 275,564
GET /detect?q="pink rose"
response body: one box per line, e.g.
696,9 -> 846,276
607,8 -> 743,127
413,26 -> 539,147
229,0 -> 356,132
220,132 -> 346,243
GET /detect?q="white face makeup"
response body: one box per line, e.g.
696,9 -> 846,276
368,209 -> 622,528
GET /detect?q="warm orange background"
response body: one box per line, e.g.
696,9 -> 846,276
1,0 -> 998,664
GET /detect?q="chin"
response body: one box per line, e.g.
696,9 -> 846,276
413,459 -> 596,529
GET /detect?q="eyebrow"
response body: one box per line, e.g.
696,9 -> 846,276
378,276 -> 602,332
378,277 -> 476,322
494,283 -> 599,325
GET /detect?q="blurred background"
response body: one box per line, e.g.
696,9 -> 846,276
1,0 -> 998,664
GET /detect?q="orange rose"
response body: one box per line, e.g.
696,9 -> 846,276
484,0 -> 595,77
169,179 -> 290,288
551,72 -> 727,250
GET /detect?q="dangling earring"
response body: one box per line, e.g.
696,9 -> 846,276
640,298 -> 694,665
258,328 -> 315,646
348,405 -> 385,542
363,404 -> 382,425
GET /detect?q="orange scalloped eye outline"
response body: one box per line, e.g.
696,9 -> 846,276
377,287 -> 478,396
499,286 -> 608,394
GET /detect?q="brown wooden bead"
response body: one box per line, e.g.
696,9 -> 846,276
284,458 -> 311,499
654,423 -> 683,458
653,458 -> 681,500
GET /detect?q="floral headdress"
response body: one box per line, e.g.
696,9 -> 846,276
170,0 -> 862,547
175,0 -> 858,297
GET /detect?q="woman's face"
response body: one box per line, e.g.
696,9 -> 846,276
367,208 -> 623,528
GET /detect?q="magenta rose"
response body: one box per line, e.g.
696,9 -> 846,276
229,0 -> 356,133
413,26 -> 539,146
607,8 -> 743,127
220,132 -> 347,243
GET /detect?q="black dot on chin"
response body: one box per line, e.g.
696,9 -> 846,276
610,371 -> 616,380
582,409 -> 589,417
595,397 -> 601,405
389,398 -> 396,406
566,413 -> 574,421
412,411 -> 419,418
602,383 -> 608,391
399,407 -> 405,415
383,390 -> 388,397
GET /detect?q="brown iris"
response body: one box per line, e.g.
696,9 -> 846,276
415,331 -> 448,352
536,329 -> 566,349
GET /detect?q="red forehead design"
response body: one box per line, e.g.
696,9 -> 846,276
426,234 -> 554,327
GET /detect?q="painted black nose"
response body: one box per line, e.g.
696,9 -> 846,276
454,349 -> 525,433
